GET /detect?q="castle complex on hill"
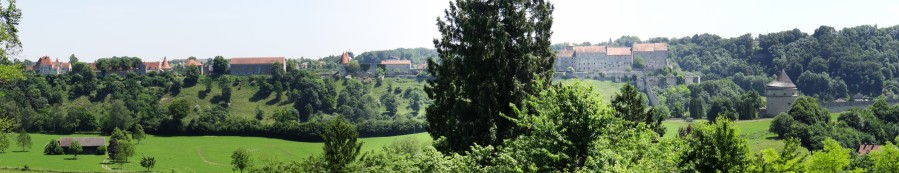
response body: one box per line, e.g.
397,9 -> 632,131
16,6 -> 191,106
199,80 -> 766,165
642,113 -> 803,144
554,43 -> 670,75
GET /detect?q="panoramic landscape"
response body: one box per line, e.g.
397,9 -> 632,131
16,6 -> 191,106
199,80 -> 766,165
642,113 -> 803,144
1,0 -> 899,172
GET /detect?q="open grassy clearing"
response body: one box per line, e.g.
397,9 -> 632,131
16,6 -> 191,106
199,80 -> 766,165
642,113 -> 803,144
557,79 -> 626,101
0,133 -> 431,172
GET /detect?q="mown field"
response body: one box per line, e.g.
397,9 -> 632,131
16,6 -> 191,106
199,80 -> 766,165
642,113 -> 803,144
0,133 -> 432,172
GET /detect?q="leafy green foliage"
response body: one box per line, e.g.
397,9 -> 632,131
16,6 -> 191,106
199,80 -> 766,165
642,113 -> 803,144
140,155 -> 156,172
68,140 -> 81,159
805,138 -> 851,172
770,113 -> 794,138
611,83 -> 664,135
679,117 -> 752,172
212,56 -> 228,75
756,138 -> 806,172
788,97 -> 830,125
16,130 -> 30,151
426,0 -> 555,153
707,96 -> 738,122
231,148 -> 252,173
0,132 -> 9,152
132,124 -> 145,144
321,117 -> 362,173
43,139 -> 63,155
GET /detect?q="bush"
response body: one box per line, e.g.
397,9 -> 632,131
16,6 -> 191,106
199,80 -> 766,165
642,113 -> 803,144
43,139 -> 64,155
770,113 -> 795,138
97,145 -> 107,155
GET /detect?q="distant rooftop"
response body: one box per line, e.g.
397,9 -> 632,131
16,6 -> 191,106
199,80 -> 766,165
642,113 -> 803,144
767,70 -> 796,88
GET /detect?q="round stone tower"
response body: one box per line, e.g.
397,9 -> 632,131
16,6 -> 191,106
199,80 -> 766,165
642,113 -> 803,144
765,70 -> 798,117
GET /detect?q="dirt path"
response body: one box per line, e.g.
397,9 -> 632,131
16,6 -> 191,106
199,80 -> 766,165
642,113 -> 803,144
196,148 -> 226,166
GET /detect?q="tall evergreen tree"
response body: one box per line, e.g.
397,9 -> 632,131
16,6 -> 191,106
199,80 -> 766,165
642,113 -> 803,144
426,0 -> 556,153
610,83 -> 663,135
321,117 -> 362,173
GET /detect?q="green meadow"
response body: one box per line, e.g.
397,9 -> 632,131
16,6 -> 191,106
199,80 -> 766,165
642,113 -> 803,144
0,133 -> 431,172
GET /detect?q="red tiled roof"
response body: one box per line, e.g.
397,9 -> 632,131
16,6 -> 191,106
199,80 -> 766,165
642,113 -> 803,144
858,144 -> 882,155
59,62 -> 70,69
607,47 -> 632,56
340,52 -> 351,64
574,46 -> 606,53
185,59 -> 203,66
59,137 -> 106,147
557,50 -> 575,58
144,62 -> 161,70
380,59 -> 412,65
633,43 -> 668,52
161,57 -> 172,70
36,56 -> 53,65
230,57 -> 286,65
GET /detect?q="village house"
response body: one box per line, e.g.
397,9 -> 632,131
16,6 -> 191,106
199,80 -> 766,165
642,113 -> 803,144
33,56 -> 71,75
229,57 -> 286,75
380,58 -> 412,75
59,137 -> 105,154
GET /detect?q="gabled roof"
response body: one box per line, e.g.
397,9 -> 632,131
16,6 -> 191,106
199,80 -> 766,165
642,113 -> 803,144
573,46 -> 606,53
607,47 -> 632,56
380,59 -> 412,65
144,62 -> 161,70
185,59 -> 203,66
36,56 -> 53,66
161,57 -> 172,70
230,57 -> 286,65
858,144 -> 881,155
633,43 -> 668,52
557,50 -> 575,58
59,137 -> 106,147
767,70 -> 797,88
340,52 -> 351,64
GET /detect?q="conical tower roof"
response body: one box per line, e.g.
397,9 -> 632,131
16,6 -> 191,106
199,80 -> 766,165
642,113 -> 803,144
160,57 -> 172,70
767,70 -> 796,88
340,52 -> 351,64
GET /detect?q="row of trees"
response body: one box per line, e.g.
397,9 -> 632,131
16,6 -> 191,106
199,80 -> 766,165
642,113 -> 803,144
771,96 -> 899,150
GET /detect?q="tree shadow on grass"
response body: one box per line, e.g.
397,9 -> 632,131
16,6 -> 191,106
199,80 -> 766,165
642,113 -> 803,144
64,158 -> 77,160
12,150 -> 28,153
266,97 -> 282,105
198,90 -> 210,99
250,90 -> 272,102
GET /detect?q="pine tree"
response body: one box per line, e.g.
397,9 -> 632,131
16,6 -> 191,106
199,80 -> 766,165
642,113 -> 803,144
426,0 -> 556,153
321,117 -> 362,172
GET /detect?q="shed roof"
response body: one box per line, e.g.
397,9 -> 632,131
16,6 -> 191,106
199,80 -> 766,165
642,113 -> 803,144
59,137 -> 106,147
767,70 -> 796,88
230,57 -> 286,65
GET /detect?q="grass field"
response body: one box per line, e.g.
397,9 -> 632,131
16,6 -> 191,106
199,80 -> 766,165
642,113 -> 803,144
557,79 -> 626,101
663,118 -> 788,153
161,77 -> 428,121
0,133 -> 432,172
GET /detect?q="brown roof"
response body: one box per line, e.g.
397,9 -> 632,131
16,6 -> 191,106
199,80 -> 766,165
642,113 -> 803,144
573,46 -> 606,53
633,43 -> 668,52
380,59 -> 412,65
607,47 -> 632,56
59,137 -> 106,147
230,57 -> 286,65
767,70 -> 797,88
185,59 -> 203,66
59,62 -> 71,69
557,50 -> 575,58
340,52 -> 351,64
161,57 -> 172,70
144,62 -> 161,70
36,56 -> 53,65
858,144 -> 882,155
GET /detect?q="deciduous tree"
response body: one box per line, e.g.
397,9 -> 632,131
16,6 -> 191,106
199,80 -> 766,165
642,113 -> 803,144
231,148 -> 251,173
69,141 -> 82,159
321,117 -> 362,172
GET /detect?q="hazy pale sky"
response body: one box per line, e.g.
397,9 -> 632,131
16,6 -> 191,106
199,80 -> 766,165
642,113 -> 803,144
15,0 -> 899,62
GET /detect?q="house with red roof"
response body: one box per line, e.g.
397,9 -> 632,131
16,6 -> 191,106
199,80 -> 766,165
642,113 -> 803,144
229,57 -> 286,75
32,56 -> 71,75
